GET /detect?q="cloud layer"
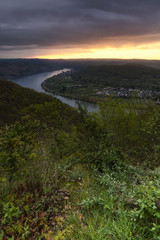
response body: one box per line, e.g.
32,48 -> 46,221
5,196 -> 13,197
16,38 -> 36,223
0,0 -> 160,57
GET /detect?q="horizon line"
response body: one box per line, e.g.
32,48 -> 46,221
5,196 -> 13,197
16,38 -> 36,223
1,57 -> 160,61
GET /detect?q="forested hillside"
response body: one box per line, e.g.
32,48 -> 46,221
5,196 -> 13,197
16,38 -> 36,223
0,79 -> 160,239
0,79 -> 73,126
0,61 -> 57,80
77,64 -> 160,89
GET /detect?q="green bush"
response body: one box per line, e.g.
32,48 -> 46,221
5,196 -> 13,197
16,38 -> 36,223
131,181 -> 160,239
0,116 -> 39,182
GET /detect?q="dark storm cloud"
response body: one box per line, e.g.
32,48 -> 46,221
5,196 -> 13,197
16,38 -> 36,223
0,0 -> 160,51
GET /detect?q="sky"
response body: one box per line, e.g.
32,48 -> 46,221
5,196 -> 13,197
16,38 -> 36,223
1,0 -> 160,59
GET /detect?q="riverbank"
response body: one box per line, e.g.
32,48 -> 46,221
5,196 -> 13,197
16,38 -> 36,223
41,64 -> 160,104
41,80 -> 101,104
41,70 -> 108,104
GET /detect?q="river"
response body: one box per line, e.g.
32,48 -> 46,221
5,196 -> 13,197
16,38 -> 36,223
13,69 -> 99,112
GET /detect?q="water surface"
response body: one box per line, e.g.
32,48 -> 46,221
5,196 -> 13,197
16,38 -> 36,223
13,69 -> 99,112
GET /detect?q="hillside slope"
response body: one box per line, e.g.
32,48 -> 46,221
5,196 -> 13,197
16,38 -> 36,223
72,64 -> 160,90
0,79 -> 73,126
0,61 -> 57,80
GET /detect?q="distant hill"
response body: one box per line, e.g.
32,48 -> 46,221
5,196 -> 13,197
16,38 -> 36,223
1,58 -> 160,80
77,64 -> 160,90
0,61 -> 57,80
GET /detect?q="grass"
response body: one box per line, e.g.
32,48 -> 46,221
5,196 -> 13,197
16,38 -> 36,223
50,158 -> 153,240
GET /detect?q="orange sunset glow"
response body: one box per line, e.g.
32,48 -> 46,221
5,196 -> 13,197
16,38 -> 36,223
38,45 -> 160,60
36,37 -> 160,60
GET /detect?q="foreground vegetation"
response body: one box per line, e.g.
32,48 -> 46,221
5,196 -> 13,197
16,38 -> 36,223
42,64 -> 160,103
0,78 -> 160,239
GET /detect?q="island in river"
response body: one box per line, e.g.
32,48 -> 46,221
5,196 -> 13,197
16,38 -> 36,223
41,64 -> 160,103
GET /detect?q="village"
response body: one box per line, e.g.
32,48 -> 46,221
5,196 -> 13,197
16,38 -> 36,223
97,87 -> 160,99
